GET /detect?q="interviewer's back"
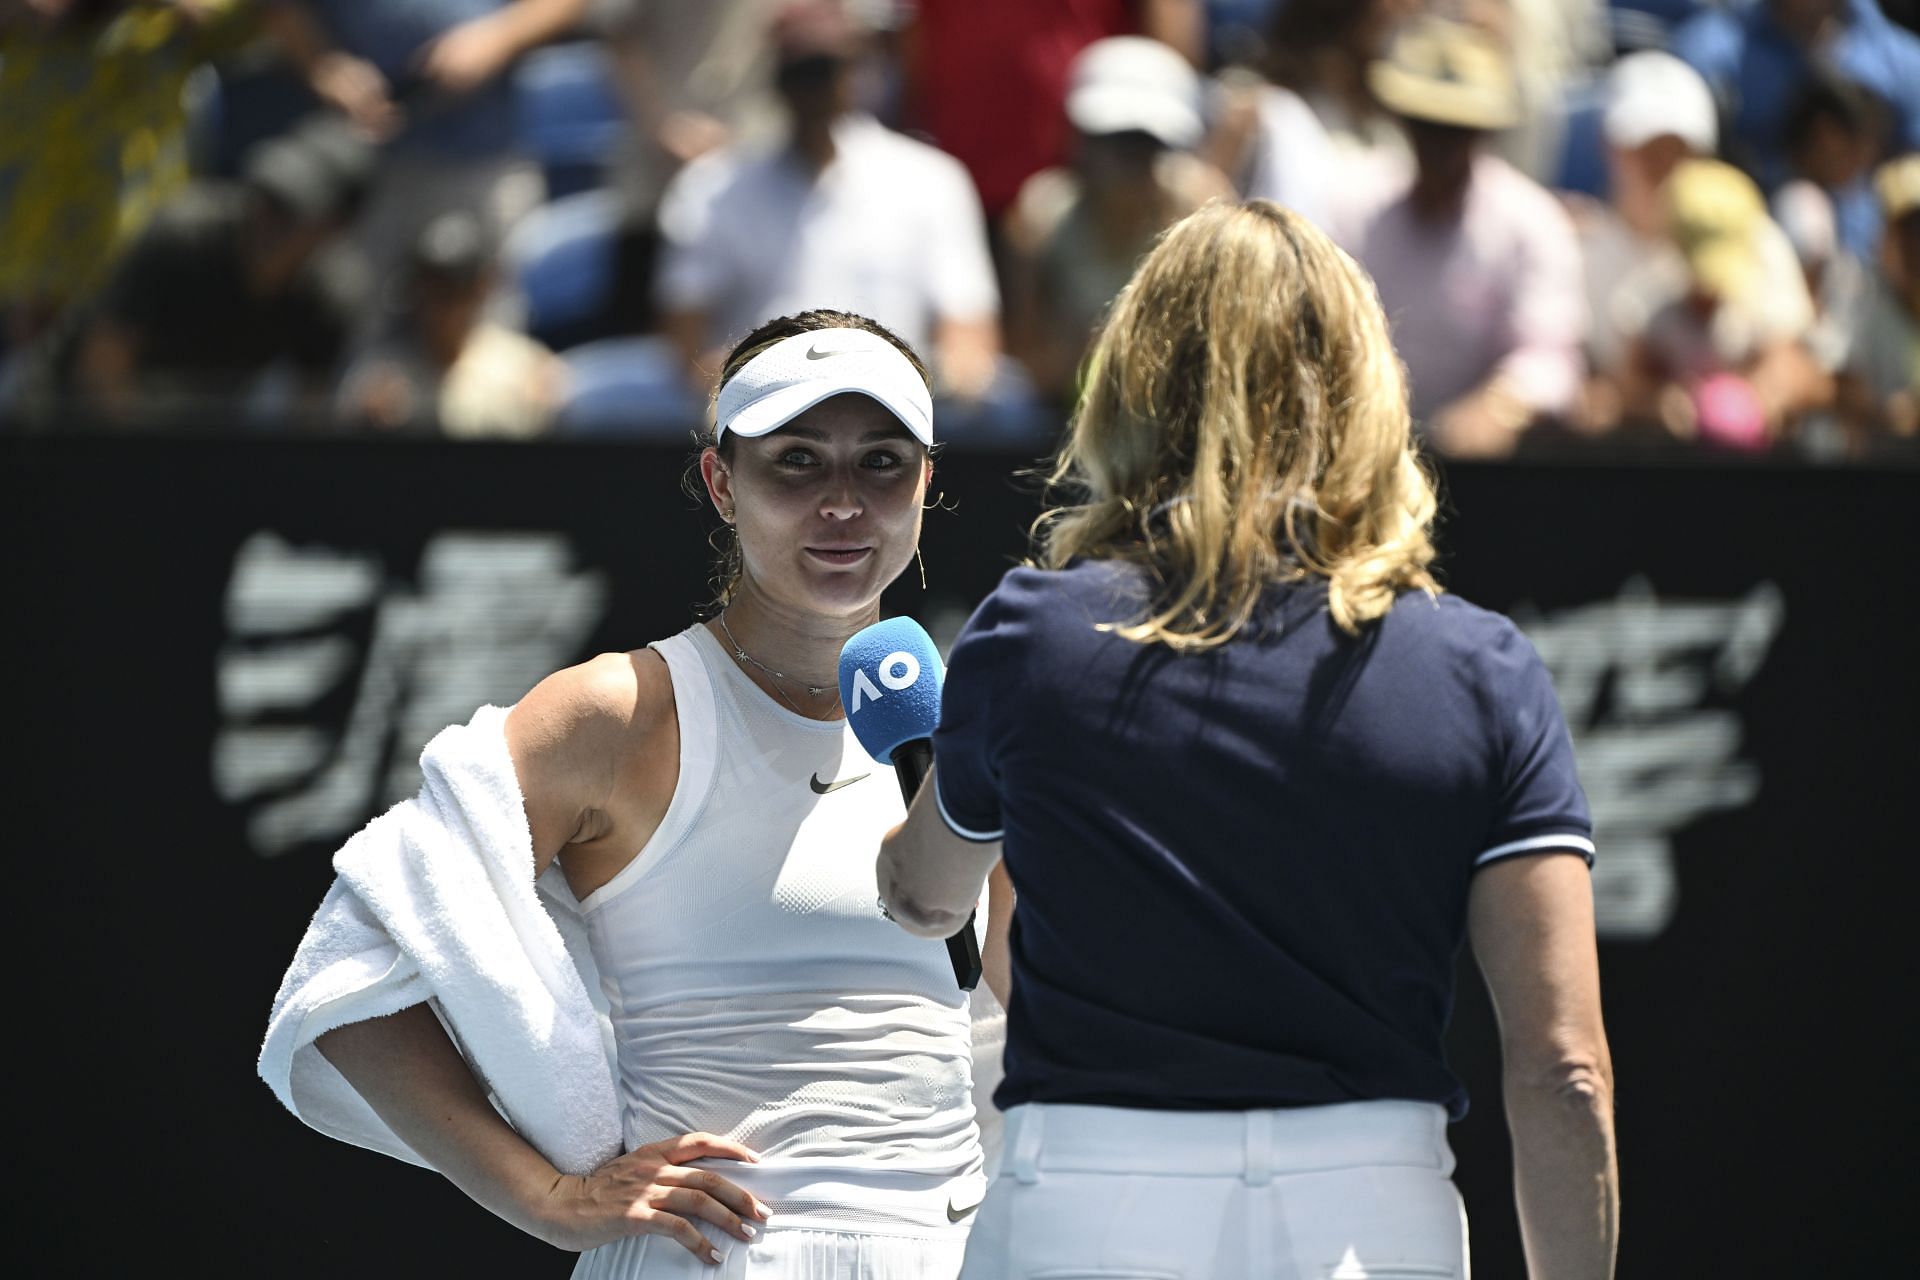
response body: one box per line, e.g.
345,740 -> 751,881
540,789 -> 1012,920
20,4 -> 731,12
936,559 -> 1588,1123
879,199 -> 1617,1280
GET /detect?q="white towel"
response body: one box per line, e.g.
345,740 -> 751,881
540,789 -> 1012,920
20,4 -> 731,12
257,704 -> 621,1176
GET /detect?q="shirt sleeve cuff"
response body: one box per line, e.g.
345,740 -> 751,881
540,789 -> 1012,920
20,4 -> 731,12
1474,833 -> 1595,869
934,774 -> 1004,844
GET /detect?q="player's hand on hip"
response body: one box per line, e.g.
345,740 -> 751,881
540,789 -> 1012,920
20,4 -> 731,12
542,1131 -> 772,1260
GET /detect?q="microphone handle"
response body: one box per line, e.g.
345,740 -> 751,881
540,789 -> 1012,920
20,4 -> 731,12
892,738 -> 982,991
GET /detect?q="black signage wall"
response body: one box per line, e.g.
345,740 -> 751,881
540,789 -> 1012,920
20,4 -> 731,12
5,438 -> 1914,1276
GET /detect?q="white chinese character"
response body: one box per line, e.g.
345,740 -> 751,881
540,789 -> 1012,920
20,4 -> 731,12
214,530 -> 608,857
1517,576 -> 1784,939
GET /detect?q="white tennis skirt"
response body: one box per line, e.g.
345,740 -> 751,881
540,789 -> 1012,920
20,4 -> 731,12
571,1162 -> 979,1280
958,1100 -> 1470,1280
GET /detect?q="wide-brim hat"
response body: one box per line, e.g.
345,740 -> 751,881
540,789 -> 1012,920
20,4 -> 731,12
714,328 -> 933,446
1368,16 -> 1519,133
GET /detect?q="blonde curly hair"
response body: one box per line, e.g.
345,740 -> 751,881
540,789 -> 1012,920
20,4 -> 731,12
1037,199 -> 1440,647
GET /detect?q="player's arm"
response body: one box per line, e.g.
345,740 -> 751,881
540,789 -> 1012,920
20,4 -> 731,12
878,765 -> 1001,938
504,651 -> 652,875
1470,852 -> 1619,1280
315,657 -> 763,1258
313,657 -> 636,1232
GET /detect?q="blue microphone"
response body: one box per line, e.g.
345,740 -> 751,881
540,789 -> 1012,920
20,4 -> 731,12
839,617 -> 945,765
839,618 -> 981,990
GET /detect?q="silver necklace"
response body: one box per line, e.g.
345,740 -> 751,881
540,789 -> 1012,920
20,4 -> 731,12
717,611 -> 837,713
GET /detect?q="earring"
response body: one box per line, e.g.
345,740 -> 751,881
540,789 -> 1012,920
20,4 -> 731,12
915,546 -> 928,590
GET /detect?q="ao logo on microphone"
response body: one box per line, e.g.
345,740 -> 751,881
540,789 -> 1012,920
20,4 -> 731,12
846,651 -> 922,712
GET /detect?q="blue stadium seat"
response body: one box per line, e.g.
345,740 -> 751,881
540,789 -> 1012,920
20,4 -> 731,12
1553,79 -> 1611,200
515,41 -> 627,196
504,188 -> 626,347
553,335 -> 699,438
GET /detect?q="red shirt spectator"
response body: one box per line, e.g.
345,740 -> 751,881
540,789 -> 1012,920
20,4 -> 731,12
904,0 -> 1201,219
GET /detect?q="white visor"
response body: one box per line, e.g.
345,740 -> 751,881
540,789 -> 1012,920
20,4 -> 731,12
714,329 -> 934,446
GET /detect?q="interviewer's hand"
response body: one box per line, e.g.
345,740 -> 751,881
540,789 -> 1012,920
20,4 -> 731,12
540,1131 -> 772,1261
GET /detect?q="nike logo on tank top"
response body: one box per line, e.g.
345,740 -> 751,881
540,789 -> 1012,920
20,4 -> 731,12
574,624 -> 981,1178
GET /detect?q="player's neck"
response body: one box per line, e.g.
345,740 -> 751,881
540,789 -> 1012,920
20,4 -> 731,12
713,586 -> 877,696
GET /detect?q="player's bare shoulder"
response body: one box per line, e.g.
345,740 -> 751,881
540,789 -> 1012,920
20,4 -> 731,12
505,650 -> 680,876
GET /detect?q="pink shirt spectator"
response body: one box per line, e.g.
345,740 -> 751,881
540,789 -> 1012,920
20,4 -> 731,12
1332,152 -> 1586,425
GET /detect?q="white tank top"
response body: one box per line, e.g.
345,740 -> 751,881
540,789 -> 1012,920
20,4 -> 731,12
574,623 -> 980,1177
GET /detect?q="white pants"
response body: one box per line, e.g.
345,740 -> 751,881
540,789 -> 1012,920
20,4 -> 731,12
571,1163 -> 977,1280
958,1101 -> 1470,1280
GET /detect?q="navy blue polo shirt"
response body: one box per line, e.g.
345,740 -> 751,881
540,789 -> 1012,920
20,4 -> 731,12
932,560 -> 1593,1120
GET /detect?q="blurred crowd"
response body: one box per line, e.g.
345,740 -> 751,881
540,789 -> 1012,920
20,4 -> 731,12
2,0 -> 1917,461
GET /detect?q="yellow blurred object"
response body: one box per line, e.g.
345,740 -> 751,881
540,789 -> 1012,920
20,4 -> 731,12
1874,153 -> 1920,222
0,1 -> 257,315
1665,158 -> 1767,301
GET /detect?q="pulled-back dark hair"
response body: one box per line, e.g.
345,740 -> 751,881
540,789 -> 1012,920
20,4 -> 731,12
686,309 -> 932,613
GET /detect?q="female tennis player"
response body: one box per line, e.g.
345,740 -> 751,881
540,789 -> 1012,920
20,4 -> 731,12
878,201 -> 1618,1279
312,308 -> 1008,1277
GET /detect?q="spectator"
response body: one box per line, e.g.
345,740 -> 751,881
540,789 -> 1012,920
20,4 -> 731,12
1772,179 -> 1845,304
903,0 -> 1204,229
1777,71 -> 1894,261
1566,49 -> 1815,442
263,0 -> 588,290
1474,0 -> 1612,184
0,0 -> 257,358
1670,0 -> 1920,197
1562,50 -> 1714,436
600,0 -> 784,212
1202,61 -> 1339,230
1833,152 -> 1920,441
1624,158 -> 1832,450
68,114 -> 374,426
655,0 -> 1001,403
1772,175 -> 1876,408
337,211 -> 566,437
1264,0 -> 1422,167
1330,16 -> 1586,458
1004,36 -> 1234,404
581,1 -> 784,349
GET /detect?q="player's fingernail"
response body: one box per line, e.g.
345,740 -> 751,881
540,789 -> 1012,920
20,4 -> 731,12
709,1248 -> 724,1263
755,1200 -> 773,1220
741,1223 -> 758,1239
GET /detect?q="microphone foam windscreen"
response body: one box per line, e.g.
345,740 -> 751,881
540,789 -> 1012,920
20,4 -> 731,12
838,617 -> 945,765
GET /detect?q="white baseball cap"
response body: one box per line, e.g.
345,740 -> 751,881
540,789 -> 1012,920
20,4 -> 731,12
1065,36 -> 1204,149
714,327 -> 934,446
1603,50 -> 1718,154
